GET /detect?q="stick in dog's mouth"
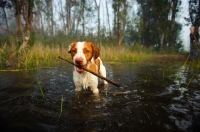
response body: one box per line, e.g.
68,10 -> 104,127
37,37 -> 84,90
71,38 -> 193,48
58,56 -> 120,87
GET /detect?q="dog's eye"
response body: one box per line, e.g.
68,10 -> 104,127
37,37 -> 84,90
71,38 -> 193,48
83,48 -> 91,54
71,49 -> 76,53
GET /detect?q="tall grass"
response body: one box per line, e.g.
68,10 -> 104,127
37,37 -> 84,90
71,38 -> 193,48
0,41 -> 198,69
0,42 -> 71,69
0,42 -> 156,69
100,44 -> 155,62
21,43 -> 65,68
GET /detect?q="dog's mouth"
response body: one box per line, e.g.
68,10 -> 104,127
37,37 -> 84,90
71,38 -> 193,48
75,65 -> 86,73
76,67 -> 84,73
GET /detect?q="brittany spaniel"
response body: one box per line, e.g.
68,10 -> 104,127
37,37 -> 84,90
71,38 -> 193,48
68,41 -> 108,93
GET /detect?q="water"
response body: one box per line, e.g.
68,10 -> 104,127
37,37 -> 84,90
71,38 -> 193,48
0,63 -> 200,131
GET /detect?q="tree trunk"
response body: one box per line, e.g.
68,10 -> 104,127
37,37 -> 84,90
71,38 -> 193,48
169,0 -> 178,48
50,0 -> 54,36
105,0 -> 111,36
15,0 -> 23,42
58,0 -> 66,34
45,0 -> 53,36
2,5 -> 9,35
35,2 -> 44,35
66,0 -> 72,35
94,0 -> 101,39
81,0 -> 85,36
19,0 -> 33,53
160,31 -> 165,49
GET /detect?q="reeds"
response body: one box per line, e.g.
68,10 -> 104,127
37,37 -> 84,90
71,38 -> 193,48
186,74 -> 195,89
0,42 -> 70,69
100,45 -> 153,62
59,94 -> 64,118
1,41 -> 198,69
0,42 -> 157,69
175,54 -> 190,80
30,63 -> 45,99
36,74 -> 45,99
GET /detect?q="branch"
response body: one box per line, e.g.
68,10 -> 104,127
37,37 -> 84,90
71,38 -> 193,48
58,56 -> 120,87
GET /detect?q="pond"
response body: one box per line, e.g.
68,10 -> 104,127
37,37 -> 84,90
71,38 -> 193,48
0,62 -> 200,132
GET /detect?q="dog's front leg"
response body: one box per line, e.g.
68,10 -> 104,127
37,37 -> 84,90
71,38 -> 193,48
88,74 -> 99,94
73,71 -> 82,91
90,85 -> 99,94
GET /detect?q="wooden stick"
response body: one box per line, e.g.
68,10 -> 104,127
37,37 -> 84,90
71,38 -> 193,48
58,56 -> 120,87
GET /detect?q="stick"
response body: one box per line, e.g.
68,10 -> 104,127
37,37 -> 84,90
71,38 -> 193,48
58,56 -> 120,87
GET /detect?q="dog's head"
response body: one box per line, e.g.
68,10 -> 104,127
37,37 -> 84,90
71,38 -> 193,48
68,41 -> 100,73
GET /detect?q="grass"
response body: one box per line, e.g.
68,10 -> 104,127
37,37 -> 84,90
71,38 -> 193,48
175,54 -> 190,80
59,94 -> 64,118
30,63 -> 45,99
99,44 -> 155,62
0,42 -> 71,69
0,42 -> 157,69
0,41 -> 198,69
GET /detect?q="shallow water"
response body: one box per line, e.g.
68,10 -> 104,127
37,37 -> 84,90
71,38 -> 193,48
0,63 -> 200,132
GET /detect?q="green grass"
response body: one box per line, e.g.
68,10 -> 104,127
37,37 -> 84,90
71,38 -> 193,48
59,94 -> 64,118
100,44 -> 155,62
0,42 -> 198,69
0,42 -> 70,69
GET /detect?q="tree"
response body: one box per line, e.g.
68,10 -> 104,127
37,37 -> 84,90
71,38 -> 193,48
34,0 -> 45,35
137,0 -> 151,47
169,0 -> 181,48
44,0 -> 53,36
12,0 -> 34,52
58,0 -> 66,34
136,0 -> 182,51
66,0 -> 78,36
105,0 -> 111,36
188,0 -> 200,27
0,0 -> 12,35
94,0 -> 101,39
112,0 -> 128,46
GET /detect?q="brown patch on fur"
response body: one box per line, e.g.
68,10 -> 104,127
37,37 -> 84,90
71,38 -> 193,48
88,42 -> 100,59
94,58 -> 100,73
85,42 -> 101,73
89,62 -> 98,73
83,43 -> 93,61
68,41 -> 77,58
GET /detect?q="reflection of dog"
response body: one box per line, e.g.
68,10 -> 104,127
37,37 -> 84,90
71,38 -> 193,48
68,41 -> 107,93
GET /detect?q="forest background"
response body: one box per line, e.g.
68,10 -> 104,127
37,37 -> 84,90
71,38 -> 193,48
0,0 -> 199,68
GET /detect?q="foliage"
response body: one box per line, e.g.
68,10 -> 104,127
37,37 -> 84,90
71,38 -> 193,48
187,0 -> 200,26
136,0 -> 182,51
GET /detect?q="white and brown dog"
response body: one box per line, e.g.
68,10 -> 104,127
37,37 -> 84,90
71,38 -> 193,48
68,41 -> 107,93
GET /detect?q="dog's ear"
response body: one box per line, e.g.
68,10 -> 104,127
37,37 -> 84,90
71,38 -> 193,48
91,42 -> 100,59
68,41 -> 76,53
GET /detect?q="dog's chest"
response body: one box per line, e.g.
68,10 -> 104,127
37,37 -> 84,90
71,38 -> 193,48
73,70 -> 97,89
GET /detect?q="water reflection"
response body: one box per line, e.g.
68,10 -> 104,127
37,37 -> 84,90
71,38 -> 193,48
0,63 -> 200,131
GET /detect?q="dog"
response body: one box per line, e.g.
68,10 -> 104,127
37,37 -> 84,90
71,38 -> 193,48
68,41 -> 108,93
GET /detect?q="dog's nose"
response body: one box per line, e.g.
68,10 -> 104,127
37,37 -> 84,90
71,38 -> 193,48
75,58 -> 83,65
